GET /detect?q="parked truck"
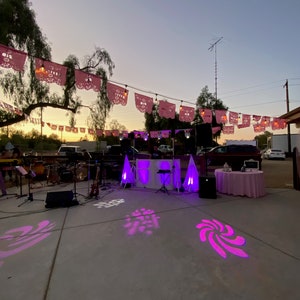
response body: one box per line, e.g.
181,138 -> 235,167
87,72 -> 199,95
270,134 -> 300,153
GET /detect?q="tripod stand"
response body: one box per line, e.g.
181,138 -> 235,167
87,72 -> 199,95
71,160 -> 85,203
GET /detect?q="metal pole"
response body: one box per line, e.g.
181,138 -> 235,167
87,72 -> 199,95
284,80 -> 292,155
208,37 -> 223,100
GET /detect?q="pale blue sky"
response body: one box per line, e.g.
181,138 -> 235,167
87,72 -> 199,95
28,0 -> 300,141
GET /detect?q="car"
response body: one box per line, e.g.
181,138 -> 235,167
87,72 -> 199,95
57,144 -> 83,156
263,149 -> 286,160
158,144 -> 173,154
196,147 -> 213,155
201,144 -> 262,171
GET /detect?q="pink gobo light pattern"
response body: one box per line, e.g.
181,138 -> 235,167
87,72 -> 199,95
0,220 -> 55,266
196,219 -> 248,259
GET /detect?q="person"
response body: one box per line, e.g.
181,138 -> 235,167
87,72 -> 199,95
82,149 -> 92,161
12,145 -> 22,158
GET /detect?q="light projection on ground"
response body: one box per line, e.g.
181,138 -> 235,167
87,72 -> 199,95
124,208 -> 160,236
196,219 -> 248,259
93,199 -> 125,208
0,220 -> 55,267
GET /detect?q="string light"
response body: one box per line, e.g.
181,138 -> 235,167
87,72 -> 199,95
1,43 -> 290,125
35,62 -> 47,75
124,84 -> 128,97
185,129 -> 191,139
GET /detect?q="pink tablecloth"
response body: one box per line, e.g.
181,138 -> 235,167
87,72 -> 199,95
215,169 -> 266,198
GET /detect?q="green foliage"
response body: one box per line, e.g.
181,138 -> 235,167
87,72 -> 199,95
0,0 -> 115,135
144,86 -> 228,146
0,128 -> 61,153
254,131 -> 273,150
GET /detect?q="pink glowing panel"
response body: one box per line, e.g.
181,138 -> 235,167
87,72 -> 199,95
136,160 -> 151,185
124,208 -> 160,236
0,220 -> 55,266
196,219 -> 248,259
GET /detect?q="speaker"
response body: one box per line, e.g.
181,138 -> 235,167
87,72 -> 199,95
121,138 -> 131,152
45,191 -> 78,208
199,176 -> 217,199
196,124 -> 213,147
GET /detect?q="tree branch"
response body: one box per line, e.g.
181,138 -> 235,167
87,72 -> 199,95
0,102 -> 77,127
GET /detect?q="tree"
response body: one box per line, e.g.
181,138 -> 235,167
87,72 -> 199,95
195,86 -> 228,140
254,131 -> 272,150
0,0 -> 115,135
109,119 -> 126,131
144,103 -> 190,133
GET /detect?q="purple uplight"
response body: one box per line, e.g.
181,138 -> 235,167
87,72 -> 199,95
0,220 -> 55,266
196,219 -> 248,259
124,208 -> 160,236
121,155 -> 135,185
183,155 -> 199,192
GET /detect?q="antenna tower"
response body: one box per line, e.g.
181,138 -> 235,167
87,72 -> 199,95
208,37 -> 223,101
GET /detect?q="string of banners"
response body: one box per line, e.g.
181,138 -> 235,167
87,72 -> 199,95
0,43 -> 287,135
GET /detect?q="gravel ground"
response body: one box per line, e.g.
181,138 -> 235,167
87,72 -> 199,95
261,157 -> 294,188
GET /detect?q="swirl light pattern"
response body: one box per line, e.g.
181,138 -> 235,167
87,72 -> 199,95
0,220 -> 55,266
196,219 -> 248,259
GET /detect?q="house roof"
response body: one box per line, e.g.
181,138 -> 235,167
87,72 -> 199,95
280,106 -> 300,124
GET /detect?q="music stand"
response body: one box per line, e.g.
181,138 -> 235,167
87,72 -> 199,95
156,169 -> 171,194
15,166 -> 28,198
16,166 -> 35,207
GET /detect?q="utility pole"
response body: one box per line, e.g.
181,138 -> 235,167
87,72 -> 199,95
208,37 -> 223,100
283,79 -> 292,155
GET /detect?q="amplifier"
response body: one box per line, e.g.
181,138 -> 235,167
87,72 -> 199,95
45,191 -> 78,208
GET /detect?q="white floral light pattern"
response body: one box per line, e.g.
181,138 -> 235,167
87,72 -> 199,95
0,220 -> 55,266
196,219 -> 248,259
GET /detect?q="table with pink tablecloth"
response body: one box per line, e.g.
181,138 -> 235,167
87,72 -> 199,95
214,169 -> 266,198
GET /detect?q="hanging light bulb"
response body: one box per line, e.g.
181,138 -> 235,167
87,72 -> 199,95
144,132 -> 149,141
124,85 -> 128,97
185,130 -> 191,139
221,115 -> 227,123
35,61 -> 48,75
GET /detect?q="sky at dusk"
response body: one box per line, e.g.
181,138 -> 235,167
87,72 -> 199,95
8,1 -> 300,142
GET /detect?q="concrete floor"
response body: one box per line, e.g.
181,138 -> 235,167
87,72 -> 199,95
0,179 -> 299,300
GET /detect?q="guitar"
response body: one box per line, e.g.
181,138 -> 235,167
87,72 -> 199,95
89,165 -> 100,197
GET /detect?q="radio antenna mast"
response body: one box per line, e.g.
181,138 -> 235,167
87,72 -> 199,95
208,37 -> 223,101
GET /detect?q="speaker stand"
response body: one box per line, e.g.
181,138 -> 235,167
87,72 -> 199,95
72,161 -> 85,203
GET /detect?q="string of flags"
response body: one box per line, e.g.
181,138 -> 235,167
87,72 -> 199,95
0,43 -> 287,136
